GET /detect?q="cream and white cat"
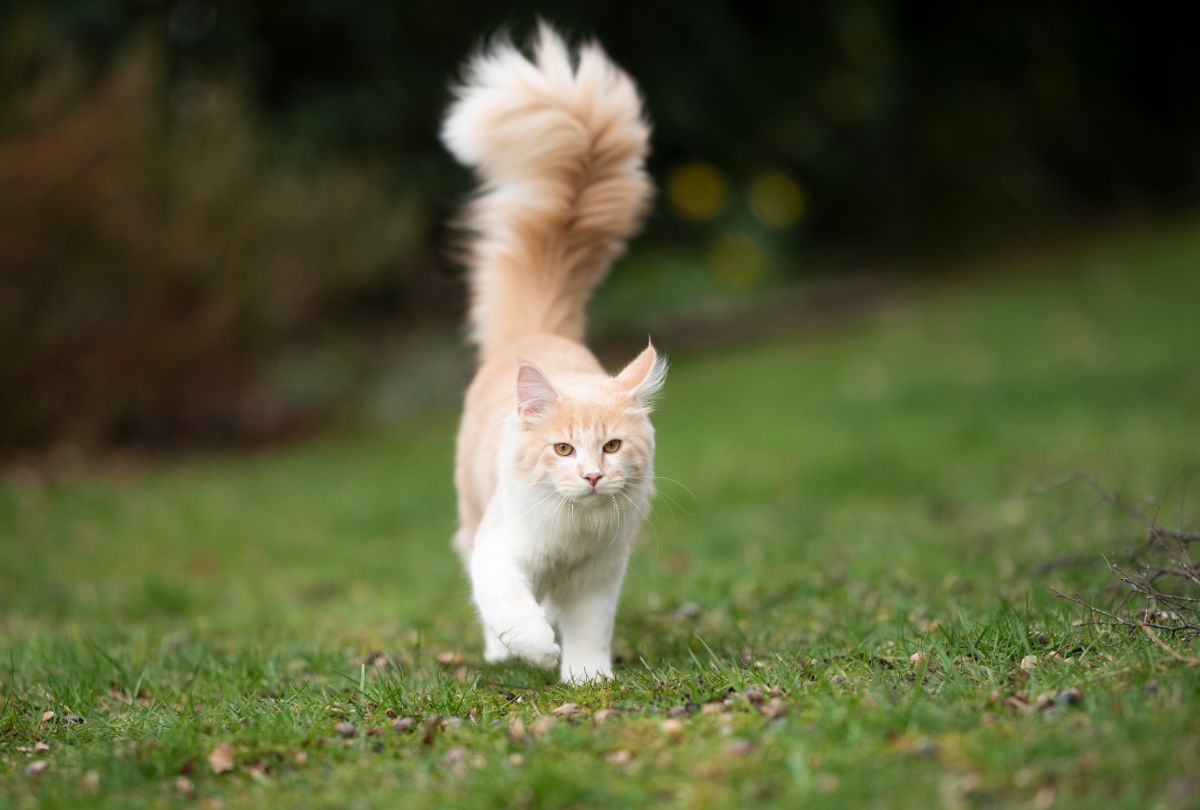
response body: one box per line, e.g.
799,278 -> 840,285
442,25 -> 662,683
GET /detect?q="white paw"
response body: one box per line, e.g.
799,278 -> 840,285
483,632 -> 512,663
561,660 -> 613,684
501,620 -> 561,669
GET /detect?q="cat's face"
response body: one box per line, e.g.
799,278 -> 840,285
513,344 -> 666,505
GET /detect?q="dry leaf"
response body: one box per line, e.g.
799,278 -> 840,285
207,742 -> 235,774
80,770 -> 100,794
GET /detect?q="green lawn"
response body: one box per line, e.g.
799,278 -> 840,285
3,221 -> 1200,809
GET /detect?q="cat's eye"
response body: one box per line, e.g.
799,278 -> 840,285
554,442 -> 574,456
602,439 -> 622,453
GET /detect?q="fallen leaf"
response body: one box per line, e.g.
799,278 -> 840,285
661,718 -> 685,736
593,708 -> 617,724
725,738 -> 754,757
80,770 -> 100,794
761,697 -> 787,719
207,742 -> 235,774
421,715 -> 441,746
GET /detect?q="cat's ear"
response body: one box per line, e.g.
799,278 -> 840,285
616,340 -> 668,407
516,362 -> 559,420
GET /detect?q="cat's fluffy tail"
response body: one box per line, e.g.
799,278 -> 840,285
442,23 -> 653,360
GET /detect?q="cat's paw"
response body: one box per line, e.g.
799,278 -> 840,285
502,620 -> 560,670
483,629 -> 512,663
561,659 -> 613,684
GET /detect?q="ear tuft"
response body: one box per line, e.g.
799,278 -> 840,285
616,341 -> 668,407
516,363 -> 558,420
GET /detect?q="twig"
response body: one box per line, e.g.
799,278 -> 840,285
1139,623 -> 1200,667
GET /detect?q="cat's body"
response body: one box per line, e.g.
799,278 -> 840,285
442,25 -> 662,682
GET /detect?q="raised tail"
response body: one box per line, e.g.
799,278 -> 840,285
441,24 -> 653,361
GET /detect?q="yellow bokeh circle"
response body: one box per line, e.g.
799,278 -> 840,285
748,170 -> 805,228
667,162 -> 729,222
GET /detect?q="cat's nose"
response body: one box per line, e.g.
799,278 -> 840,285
583,472 -> 603,487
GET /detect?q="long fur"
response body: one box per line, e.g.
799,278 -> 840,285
441,23 -> 653,360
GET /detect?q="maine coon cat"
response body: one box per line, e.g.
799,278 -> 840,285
442,24 -> 663,683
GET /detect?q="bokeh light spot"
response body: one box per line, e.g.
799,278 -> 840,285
709,230 -> 767,288
748,170 -> 806,228
667,161 -> 729,222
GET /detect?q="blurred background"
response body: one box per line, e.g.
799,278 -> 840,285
3,0 -> 1199,456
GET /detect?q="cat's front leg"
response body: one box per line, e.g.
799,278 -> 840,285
555,552 -> 628,683
469,541 -> 560,670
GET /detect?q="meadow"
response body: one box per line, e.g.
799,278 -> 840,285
3,221 -> 1199,808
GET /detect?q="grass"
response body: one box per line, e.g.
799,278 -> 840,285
3,220 -> 1200,808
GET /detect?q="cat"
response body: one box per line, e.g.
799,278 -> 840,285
441,24 -> 663,683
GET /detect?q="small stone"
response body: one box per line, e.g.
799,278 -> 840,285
1034,692 -> 1056,711
506,718 -> 527,745
531,715 -> 555,736
435,651 -> 463,666
725,738 -> 754,757
830,674 -> 846,685
40,711 -> 55,723
593,708 -> 617,724
743,687 -> 764,705
334,721 -> 356,739
24,760 -> 49,777
1027,628 -> 1050,645
701,701 -> 728,716
1056,688 -> 1083,707
661,718 -> 685,736
392,716 -> 416,733
175,776 -> 195,795
62,714 -> 86,725
909,651 -> 928,667
552,702 -> 581,718
34,741 -> 50,751
442,717 -> 463,730
1020,655 -> 1039,671
508,753 -> 524,766
761,697 -> 787,719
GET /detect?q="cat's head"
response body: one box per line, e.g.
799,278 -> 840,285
512,342 -> 666,504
